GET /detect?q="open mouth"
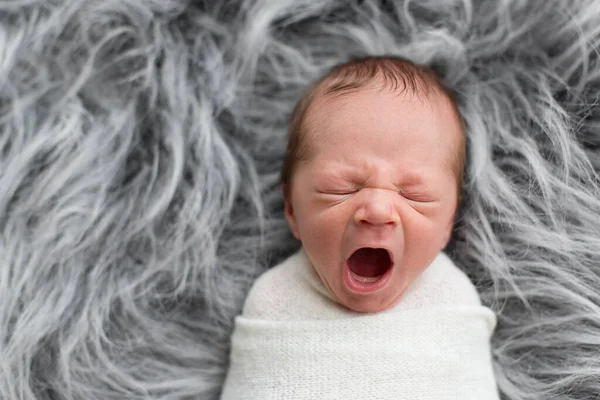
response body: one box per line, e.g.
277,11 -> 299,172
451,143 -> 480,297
345,247 -> 393,293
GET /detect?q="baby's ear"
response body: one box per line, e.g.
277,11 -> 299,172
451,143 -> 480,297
282,183 -> 300,240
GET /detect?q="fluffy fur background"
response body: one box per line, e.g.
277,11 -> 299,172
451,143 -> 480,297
1,0 -> 600,399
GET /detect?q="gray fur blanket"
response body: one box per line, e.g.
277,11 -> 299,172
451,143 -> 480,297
1,1 -> 600,399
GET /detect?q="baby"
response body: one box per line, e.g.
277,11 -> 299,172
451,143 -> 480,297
221,57 -> 499,399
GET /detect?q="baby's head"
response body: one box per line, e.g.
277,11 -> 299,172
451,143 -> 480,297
281,56 -> 465,313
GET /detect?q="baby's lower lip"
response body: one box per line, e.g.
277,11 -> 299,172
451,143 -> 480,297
343,262 -> 393,294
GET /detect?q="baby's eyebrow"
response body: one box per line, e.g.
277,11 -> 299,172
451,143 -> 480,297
399,173 -> 426,187
320,168 -> 366,183
398,175 -> 427,188
315,172 -> 357,185
314,162 -> 432,187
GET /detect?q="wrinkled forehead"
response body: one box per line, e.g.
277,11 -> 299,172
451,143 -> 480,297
293,88 -> 466,192
304,86 -> 461,150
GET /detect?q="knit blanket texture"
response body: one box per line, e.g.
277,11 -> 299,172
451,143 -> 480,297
221,249 -> 499,399
1,1 -> 600,399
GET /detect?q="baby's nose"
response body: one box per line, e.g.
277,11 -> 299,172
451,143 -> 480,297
354,190 -> 400,226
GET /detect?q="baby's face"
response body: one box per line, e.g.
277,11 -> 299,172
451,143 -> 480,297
284,87 -> 463,313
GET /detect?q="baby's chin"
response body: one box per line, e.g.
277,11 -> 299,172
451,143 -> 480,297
336,290 -> 405,313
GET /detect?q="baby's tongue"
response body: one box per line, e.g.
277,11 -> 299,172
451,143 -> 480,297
348,248 -> 389,277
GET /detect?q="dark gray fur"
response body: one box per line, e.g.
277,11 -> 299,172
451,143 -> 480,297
1,0 -> 600,399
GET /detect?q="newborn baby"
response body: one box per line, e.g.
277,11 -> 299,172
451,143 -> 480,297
221,57 -> 499,399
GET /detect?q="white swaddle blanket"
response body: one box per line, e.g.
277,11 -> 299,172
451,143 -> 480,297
221,249 -> 499,400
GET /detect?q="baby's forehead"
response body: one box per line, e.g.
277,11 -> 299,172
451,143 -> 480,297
305,84 -> 454,132
300,86 -> 464,174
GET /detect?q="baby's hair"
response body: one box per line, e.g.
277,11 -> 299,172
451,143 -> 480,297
281,55 -> 466,198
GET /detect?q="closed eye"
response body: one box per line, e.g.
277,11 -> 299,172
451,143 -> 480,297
317,189 -> 359,196
398,190 -> 437,203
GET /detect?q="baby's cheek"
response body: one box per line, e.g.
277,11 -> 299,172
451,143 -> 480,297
304,212 -> 340,243
298,208 -> 344,256
403,217 -> 447,260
